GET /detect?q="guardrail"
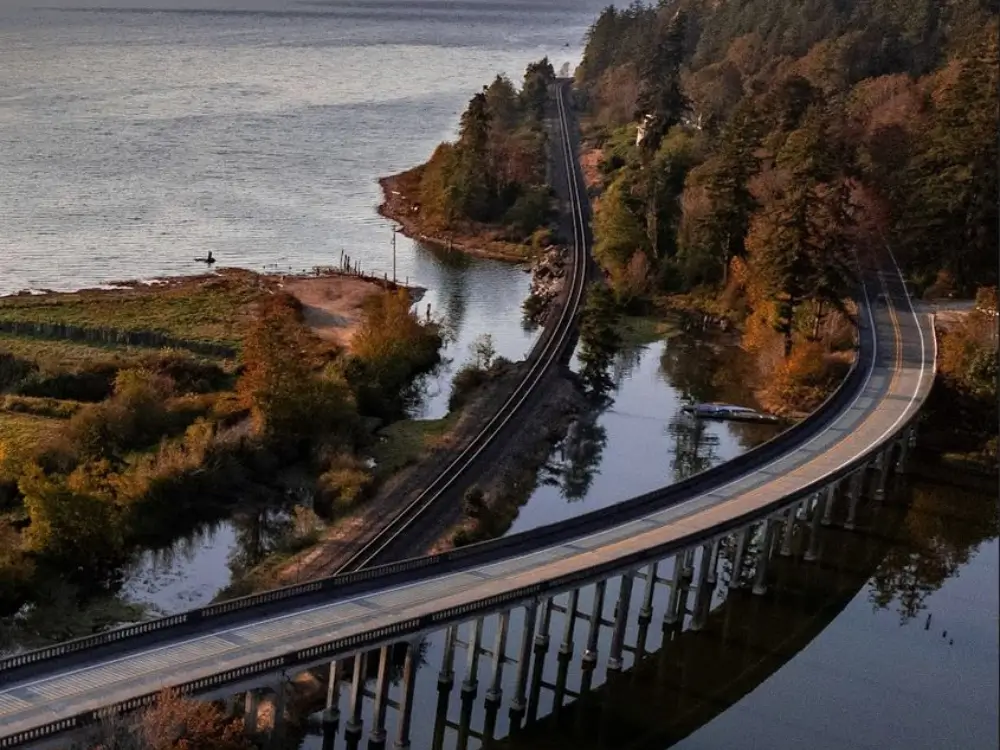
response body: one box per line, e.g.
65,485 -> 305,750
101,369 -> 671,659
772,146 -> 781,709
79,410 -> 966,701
0,286 -> 876,677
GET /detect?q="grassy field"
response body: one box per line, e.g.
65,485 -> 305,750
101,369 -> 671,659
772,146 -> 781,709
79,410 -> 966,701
0,411 -> 64,464
369,413 -> 458,480
0,334 -> 230,370
0,271 -> 266,347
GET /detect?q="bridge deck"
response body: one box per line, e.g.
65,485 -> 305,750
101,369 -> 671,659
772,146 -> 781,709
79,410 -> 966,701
0,272 -> 935,741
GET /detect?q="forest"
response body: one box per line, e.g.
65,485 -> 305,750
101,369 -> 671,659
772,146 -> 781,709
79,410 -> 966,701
0,279 -> 440,616
574,0 -> 997,427
410,58 -> 557,244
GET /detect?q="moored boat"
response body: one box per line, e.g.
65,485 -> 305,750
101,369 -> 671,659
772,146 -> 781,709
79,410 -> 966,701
681,402 -> 780,424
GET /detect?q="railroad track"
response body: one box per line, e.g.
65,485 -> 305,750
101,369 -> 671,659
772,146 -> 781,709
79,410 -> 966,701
336,80 -> 590,572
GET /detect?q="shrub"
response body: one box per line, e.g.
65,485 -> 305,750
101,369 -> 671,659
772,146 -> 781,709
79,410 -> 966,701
316,453 -> 372,517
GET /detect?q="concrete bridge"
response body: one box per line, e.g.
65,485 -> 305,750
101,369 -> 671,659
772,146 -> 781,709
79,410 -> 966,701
0,246 -> 935,749
0,85 -> 936,746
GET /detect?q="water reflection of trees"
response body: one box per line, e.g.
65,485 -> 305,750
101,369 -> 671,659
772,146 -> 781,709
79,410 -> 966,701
667,413 -> 721,484
556,415 -> 609,501
228,506 -> 293,580
868,480 -> 999,622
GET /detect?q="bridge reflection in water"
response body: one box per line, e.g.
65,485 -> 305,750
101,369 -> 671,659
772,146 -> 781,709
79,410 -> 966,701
193,443 -> 997,750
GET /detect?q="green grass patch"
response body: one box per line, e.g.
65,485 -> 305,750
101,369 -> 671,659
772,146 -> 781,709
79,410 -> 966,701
618,315 -> 683,346
0,334 -> 228,370
370,414 -> 458,480
0,411 -> 64,465
0,272 -> 264,347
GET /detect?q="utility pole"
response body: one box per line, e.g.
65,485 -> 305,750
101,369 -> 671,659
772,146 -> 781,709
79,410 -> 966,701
392,227 -> 398,284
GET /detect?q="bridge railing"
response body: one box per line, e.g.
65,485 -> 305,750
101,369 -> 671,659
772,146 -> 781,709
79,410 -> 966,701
0,298 -> 885,677
4,281 -> 938,686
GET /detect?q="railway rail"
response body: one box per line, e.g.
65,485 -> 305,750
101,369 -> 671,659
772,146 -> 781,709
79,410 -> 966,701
334,80 -> 590,571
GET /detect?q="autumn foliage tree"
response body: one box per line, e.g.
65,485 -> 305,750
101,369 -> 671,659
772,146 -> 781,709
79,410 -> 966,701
94,690 -> 254,750
238,293 -> 356,452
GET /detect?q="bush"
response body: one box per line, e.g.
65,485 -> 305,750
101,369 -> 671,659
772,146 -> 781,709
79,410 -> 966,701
463,486 -> 486,518
316,453 -> 372,517
448,365 -> 489,412
505,186 -> 552,240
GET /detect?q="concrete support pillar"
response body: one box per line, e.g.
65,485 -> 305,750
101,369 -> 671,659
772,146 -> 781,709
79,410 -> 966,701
821,482 -> 838,525
527,603 -> 552,723
456,688 -> 475,750
462,618 -> 484,696
636,563 -> 657,658
536,597 -> 554,648
664,553 -> 685,625
439,626 -> 457,688
681,547 -> 695,580
394,641 -> 418,750
486,611 -> 510,704
432,628 -> 456,749
730,530 -> 749,589
607,572 -> 635,671
804,492 -> 826,562
582,581 -> 606,664
346,652 -> 366,739
705,540 -> 721,585
270,677 -> 287,746
559,589 -> 579,655
845,471 -> 863,530
689,543 -> 713,631
780,502 -> 799,556
244,690 -> 259,734
897,432 -> 911,473
552,649 -> 572,719
510,600 -> 539,716
752,520 -> 777,596
482,699 -> 501,748
368,646 -> 391,749
875,446 -> 892,500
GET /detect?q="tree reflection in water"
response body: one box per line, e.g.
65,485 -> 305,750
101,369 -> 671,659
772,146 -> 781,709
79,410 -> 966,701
868,477 -> 999,622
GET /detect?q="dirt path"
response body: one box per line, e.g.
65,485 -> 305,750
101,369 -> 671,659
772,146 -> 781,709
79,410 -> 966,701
281,276 -> 382,350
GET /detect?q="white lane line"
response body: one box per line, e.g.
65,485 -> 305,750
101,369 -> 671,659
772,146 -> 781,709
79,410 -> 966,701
0,260 -> 927,712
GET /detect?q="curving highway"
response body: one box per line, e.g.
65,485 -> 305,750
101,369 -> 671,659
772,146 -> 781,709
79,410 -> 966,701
0,90 -> 936,747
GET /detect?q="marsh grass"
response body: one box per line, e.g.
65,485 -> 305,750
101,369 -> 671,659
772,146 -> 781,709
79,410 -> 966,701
0,272 -> 264,347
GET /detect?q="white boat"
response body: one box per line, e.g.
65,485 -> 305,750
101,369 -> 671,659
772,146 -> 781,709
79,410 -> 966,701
681,402 -> 780,424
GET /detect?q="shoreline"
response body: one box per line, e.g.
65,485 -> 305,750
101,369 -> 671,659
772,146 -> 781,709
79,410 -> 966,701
377,171 -> 534,264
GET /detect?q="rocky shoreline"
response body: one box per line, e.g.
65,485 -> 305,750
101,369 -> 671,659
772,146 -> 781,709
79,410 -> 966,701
377,171 -> 533,263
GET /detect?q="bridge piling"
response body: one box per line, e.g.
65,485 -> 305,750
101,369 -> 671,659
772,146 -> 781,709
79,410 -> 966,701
607,573 -> 635,671
689,544 -> 713,631
268,677 -> 287,748
510,600 -> 538,718
559,590 -> 580,656
805,492 -> 827,561
821,482 -> 838,525
705,541 -> 721,585
323,660 -> 342,733
681,547 -> 695,580
461,618 -> 484,696
345,653 -> 366,740
486,612 -> 510,704
244,690 -> 259,734
582,582 -> 606,665
367,646 -> 391,749
752,520 -> 777,595
431,629 -> 456,747
393,641 -> 418,750
664,555 -> 684,624
730,530 -> 749,588
779,503 -> 799,557
845,472 -> 863,530
875,446 -> 891,499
